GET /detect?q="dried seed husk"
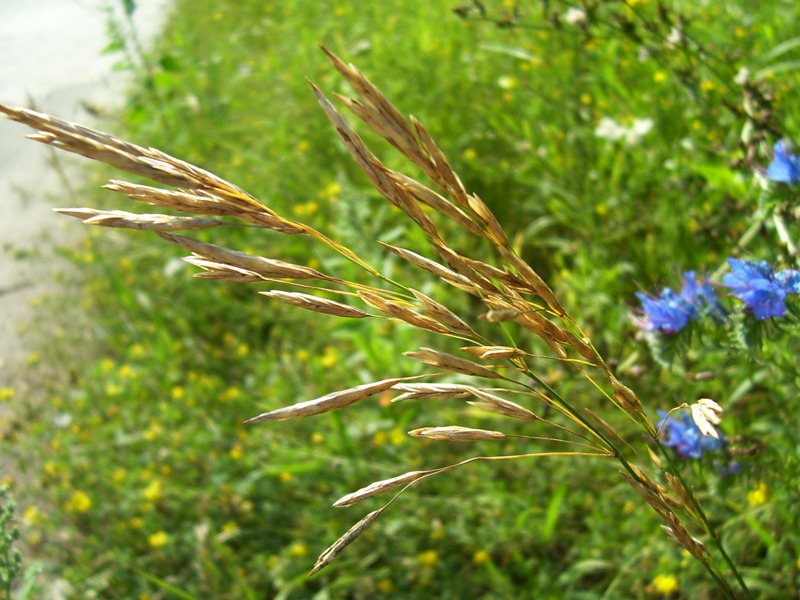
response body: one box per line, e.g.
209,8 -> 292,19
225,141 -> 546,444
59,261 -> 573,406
390,383 -> 474,402
55,208 -> 222,231
380,243 -> 478,295
160,233 -> 333,281
309,507 -> 385,576
358,291 -> 450,333
260,291 -> 372,319
404,347 -> 502,379
183,258 -> 264,282
409,426 -> 506,441
460,345 -> 529,360
410,289 -> 476,337
333,470 -> 428,507
245,378 -> 404,423
467,388 -> 538,421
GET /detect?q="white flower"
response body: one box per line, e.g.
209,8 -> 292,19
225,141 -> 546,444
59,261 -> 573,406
690,398 -> 723,439
595,117 -> 654,146
595,117 -> 627,142
564,7 -> 586,25
627,118 -> 654,145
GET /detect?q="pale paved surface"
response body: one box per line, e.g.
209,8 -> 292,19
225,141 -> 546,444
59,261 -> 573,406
0,0 -> 169,386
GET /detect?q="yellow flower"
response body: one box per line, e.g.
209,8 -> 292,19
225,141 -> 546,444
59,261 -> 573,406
113,468 -> 127,483
171,386 -> 185,400
229,444 -> 244,460
654,71 -> 668,83
473,550 -> 491,565
747,482 -> 769,507
377,579 -> 394,593
416,550 -> 438,567
148,531 -> 169,548
289,542 -> 308,557
0,387 -> 14,401
66,490 -> 92,513
580,93 -> 592,105
650,574 -> 679,596
143,479 -> 162,502
23,506 -> 45,526
321,346 -> 338,368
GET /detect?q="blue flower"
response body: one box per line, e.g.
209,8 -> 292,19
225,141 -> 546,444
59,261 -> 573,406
766,140 -> 800,184
658,411 -> 724,459
634,272 -> 724,333
680,271 -> 727,321
721,258 -> 793,319
634,288 -> 696,333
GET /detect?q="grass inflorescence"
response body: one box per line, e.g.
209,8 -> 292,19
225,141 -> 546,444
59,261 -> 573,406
3,1 -> 800,598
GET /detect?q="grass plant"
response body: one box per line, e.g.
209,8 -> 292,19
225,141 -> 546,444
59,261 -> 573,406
2,1 -> 800,598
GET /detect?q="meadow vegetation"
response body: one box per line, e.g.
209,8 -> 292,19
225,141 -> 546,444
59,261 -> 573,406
2,0 -> 800,598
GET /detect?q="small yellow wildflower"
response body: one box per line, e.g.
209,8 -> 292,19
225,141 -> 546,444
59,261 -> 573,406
580,93 -> 592,105
389,427 -> 406,446
416,550 -> 438,567
473,549 -> 491,565
498,75 -> 518,90
143,479 -> 162,502
462,148 -> 477,161
148,531 -> 169,548
236,342 -> 250,358
279,471 -> 293,483
289,542 -> 308,557
0,387 -> 14,401
113,468 -> 127,483
229,443 -> 244,460
377,579 -> 394,593
747,482 -> 769,507
310,432 -> 324,445
373,430 -> 388,446
66,490 -> 92,513
171,386 -> 185,401
650,574 -> 679,596
118,364 -> 135,379
654,71 -> 668,83
321,346 -> 338,368
23,505 -> 45,526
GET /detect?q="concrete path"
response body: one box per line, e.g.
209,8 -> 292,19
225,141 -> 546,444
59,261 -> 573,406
0,0 -> 169,382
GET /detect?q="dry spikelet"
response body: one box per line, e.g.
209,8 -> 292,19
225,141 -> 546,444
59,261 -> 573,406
333,470 -> 428,507
55,208 -> 223,231
664,472 -> 693,511
390,383 -> 474,402
260,291 -> 372,319
480,308 -> 526,323
160,233 -> 334,281
408,426 -> 507,441
103,180 -> 239,216
611,377 -> 644,417
498,247 -> 565,315
404,347 -> 502,379
460,345 -> 529,360
182,258 -> 264,282
245,378 -> 404,423
390,172 -> 486,237
357,290 -> 450,333
309,507 -> 385,576
467,388 -> 538,421
409,289 -> 476,337
380,243 -> 478,295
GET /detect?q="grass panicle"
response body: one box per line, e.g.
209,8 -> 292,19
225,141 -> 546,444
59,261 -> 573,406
0,46 -> 751,598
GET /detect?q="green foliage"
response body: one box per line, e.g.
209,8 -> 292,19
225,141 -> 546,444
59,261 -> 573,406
0,486 -> 21,600
7,0 -> 800,598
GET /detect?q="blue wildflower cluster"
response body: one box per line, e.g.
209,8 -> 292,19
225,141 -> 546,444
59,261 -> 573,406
722,259 -> 800,320
657,410 -> 724,459
634,261 -> 800,332
767,140 -> 800,184
633,271 -> 726,333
